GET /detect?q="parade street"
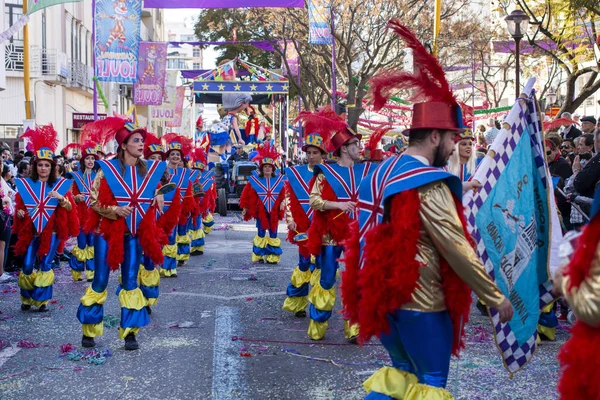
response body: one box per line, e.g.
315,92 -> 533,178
0,215 -> 565,400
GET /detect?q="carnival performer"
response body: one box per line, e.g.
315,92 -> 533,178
362,127 -> 389,164
77,118 -> 168,350
189,148 -> 215,255
448,129 -> 478,183
239,143 -> 286,264
553,185 -> 600,399
14,125 -> 79,312
281,128 -> 327,318
304,106 -> 371,342
64,139 -> 100,282
341,22 -> 513,398
159,133 -> 193,276
139,132 -> 171,312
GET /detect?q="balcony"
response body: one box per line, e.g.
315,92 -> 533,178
40,48 -> 70,84
68,59 -> 93,94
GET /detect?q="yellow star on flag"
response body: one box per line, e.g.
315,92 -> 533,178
266,84 -> 273,91
234,84 -> 241,91
250,84 -> 258,91
218,84 -> 225,91
202,83 -> 209,90
281,85 -> 289,92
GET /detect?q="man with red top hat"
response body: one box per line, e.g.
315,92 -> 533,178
239,143 -> 286,264
303,106 -> 373,342
341,21 -> 513,398
77,117 -> 168,351
64,138 -> 101,282
160,133 -> 193,275
14,125 -> 79,312
281,127 -> 327,318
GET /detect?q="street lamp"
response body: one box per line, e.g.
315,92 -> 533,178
504,9 -> 530,98
546,91 -> 557,106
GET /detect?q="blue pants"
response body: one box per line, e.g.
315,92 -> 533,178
19,234 -> 60,306
370,310 -> 453,392
309,246 -> 343,324
78,234 -> 149,339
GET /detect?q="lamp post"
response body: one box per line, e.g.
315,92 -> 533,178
546,90 -> 557,115
504,9 -> 530,98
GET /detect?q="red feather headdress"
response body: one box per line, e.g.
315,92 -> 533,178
370,20 -> 456,110
144,132 -> 165,160
21,124 -> 59,162
163,133 -> 193,158
543,118 -> 578,132
294,106 -> 357,153
363,126 -> 391,161
190,147 -> 208,170
81,117 -> 127,154
252,142 -> 280,167
63,139 -> 99,160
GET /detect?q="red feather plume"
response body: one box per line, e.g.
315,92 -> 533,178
190,147 -> 207,166
163,133 -> 193,158
369,20 -> 456,111
21,124 -> 59,153
252,142 -> 281,165
294,106 -> 348,148
543,118 -> 578,132
364,126 -> 390,155
85,116 -> 127,146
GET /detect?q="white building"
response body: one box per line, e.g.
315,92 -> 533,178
0,1 -> 164,151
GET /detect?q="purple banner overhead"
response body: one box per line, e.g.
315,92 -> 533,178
144,0 -> 304,8
94,0 -> 142,83
134,42 -> 168,106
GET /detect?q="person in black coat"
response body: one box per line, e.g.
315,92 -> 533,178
546,137 -> 573,230
560,113 -> 582,142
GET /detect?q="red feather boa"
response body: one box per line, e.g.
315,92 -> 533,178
285,182 -> 311,258
558,215 -> 600,400
157,188 -> 182,236
179,184 -> 196,225
200,184 -> 216,217
239,181 -> 284,231
307,177 -> 352,255
72,185 -> 90,230
341,189 -> 472,356
13,191 -> 78,257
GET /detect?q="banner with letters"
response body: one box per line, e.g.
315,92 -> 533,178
308,0 -> 332,45
280,41 -> 299,76
166,87 -> 186,128
150,71 -> 178,123
134,42 -> 168,106
143,0 -> 304,8
464,77 -> 561,374
94,0 -> 142,83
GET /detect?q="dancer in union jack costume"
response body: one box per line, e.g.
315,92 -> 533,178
189,148 -> 214,255
281,124 -> 327,318
64,138 -> 100,282
240,143 -> 286,264
554,185 -> 600,399
139,132 -> 172,311
341,22 -> 512,398
304,106 -> 371,342
160,133 -> 193,275
77,118 -> 168,350
14,125 -> 79,312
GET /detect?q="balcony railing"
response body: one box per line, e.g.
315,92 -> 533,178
5,43 -> 24,71
69,59 -> 93,89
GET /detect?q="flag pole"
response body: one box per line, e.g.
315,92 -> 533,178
23,0 -> 32,120
330,5 -> 337,112
433,0 -> 441,57
92,0 -> 98,120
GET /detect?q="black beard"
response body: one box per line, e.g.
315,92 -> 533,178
432,143 -> 448,168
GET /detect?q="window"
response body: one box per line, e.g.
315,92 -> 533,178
193,62 -> 201,69
5,1 -> 23,45
193,47 -> 201,58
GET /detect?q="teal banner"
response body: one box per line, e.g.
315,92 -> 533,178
28,0 -> 83,15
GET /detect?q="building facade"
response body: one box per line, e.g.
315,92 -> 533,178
0,1 -> 164,151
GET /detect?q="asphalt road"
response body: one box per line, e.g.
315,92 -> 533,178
0,214 -> 564,399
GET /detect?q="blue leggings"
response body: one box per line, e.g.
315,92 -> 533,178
378,310 -> 453,388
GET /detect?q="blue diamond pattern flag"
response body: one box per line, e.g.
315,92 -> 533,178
463,77 -> 562,374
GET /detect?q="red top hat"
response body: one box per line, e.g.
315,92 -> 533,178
295,106 -> 361,155
370,21 -> 467,136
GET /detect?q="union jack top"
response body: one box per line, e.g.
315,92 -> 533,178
285,164 -> 315,221
98,159 -> 166,237
69,170 -> 97,207
314,162 -> 374,220
164,166 -> 191,212
248,173 -> 286,213
15,177 -> 73,234
200,170 -> 215,193
357,154 -> 462,246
